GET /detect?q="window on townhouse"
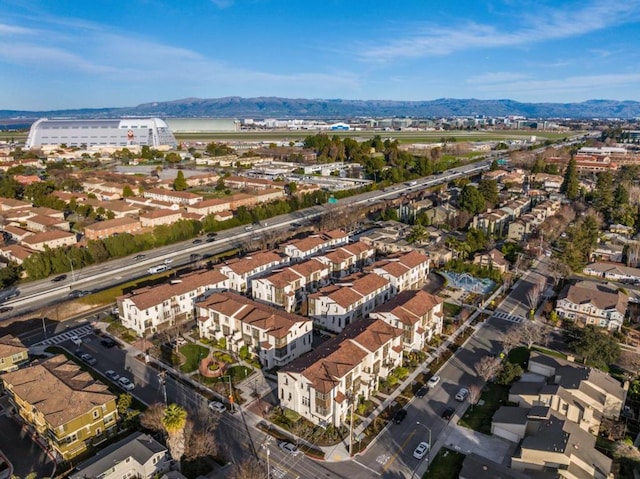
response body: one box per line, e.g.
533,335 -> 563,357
92,409 -> 100,419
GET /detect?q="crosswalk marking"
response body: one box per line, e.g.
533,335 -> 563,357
491,311 -> 526,324
36,324 -> 94,346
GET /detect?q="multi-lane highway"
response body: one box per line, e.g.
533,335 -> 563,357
0,159 -> 491,318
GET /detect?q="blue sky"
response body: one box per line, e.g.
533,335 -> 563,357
2,0 -> 640,110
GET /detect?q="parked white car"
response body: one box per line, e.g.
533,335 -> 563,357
413,441 -> 430,460
455,387 -> 469,402
427,375 -> 441,388
208,401 -> 227,413
278,442 -> 299,456
118,376 -> 135,391
69,335 -> 82,346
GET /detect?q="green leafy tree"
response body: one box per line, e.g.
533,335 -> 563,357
459,184 -> 486,215
478,178 -> 499,208
561,157 -> 579,200
173,170 -> 188,191
566,325 -> 621,369
490,159 -> 499,171
117,393 -> 133,415
122,185 -> 134,197
497,362 -> 524,385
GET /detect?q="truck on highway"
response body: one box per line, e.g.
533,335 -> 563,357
148,264 -> 170,274
405,181 -> 418,186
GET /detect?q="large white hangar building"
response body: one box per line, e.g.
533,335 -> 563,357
25,118 -> 178,149
164,118 -> 240,133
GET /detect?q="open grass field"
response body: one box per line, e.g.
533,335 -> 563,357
175,129 -> 573,143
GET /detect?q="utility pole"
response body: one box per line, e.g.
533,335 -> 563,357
348,386 -> 355,456
158,370 -> 167,405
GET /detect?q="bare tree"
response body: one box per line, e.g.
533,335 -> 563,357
474,356 -> 502,383
548,258 -> 571,287
230,457 -> 267,479
184,416 -> 219,461
501,327 -> 523,356
140,402 -> 166,432
519,321 -> 547,349
468,384 -> 482,411
525,276 -> 546,314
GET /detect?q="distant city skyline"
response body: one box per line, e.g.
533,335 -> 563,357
2,0 -> 640,110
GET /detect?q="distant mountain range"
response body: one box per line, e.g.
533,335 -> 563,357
2,97 -> 640,122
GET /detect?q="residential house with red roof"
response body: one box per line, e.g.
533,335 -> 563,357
283,230 -> 349,262
315,240 -> 376,278
277,318 -> 403,427
219,250 -> 288,294
365,250 -> 430,294
197,291 -> 313,369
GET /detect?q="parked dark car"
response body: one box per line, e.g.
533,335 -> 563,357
100,338 -> 117,348
415,386 -> 429,398
394,409 -> 407,424
441,407 -> 455,420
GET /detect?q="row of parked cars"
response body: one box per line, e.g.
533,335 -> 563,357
70,334 -> 135,391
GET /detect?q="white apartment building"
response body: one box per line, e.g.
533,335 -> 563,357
278,318 -> 404,427
365,250 -> 430,294
370,289 -> 444,351
282,230 -> 349,262
219,250 -> 288,294
308,273 -> 392,333
117,269 -> 229,336
142,188 -> 203,206
197,291 -> 313,369
251,258 -> 330,312
555,280 -> 628,331
316,240 -> 376,278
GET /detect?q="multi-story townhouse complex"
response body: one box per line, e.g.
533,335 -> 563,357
251,258 -> 330,312
506,352 -> 625,436
0,197 -> 30,212
365,250 -> 430,294
197,291 -> 313,369
315,240 -> 376,279
223,175 -> 285,190
186,198 -> 232,217
555,280 -> 628,330
369,290 -> 443,350
583,262 -> 640,283
472,248 -> 509,273
1,355 -> 119,461
118,269 -> 229,336
139,208 -> 183,227
23,214 -> 69,232
507,214 -> 541,241
500,197 -> 531,221
283,230 -> 349,262
530,198 -> 561,222
21,230 -> 77,251
142,188 -> 203,206
0,244 -> 33,265
278,318 -> 404,427
69,432 -> 172,479
510,414 -> 613,478
471,209 -> 511,236
0,335 -> 28,373
84,217 -> 142,240
2,225 -> 33,242
219,250 -> 289,294
308,273 -> 392,333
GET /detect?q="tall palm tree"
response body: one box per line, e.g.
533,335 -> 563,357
162,403 -> 188,464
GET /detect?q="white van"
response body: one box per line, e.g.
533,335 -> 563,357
148,264 -> 169,274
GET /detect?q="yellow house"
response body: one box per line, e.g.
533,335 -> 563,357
1,355 -> 119,461
0,335 -> 28,373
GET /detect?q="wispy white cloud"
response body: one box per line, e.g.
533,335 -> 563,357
0,42 -> 116,74
468,72 -> 529,84
358,0 -> 640,62
0,23 -> 34,35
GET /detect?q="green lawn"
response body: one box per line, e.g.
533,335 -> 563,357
227,364 -> 253,381
443,302 -> 463,318
422,448 -> 465,479
78,272 -> 173,305
531,345 -> 567,359
457,383 -> 510,434
178,344 -> 209,373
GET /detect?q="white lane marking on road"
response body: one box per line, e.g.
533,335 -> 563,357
36,324 -> 94,346
376,453 -> 391,465
353,458 -> 382,475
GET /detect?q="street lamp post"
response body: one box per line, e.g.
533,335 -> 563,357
67,256 -> 76,283
266,447 -> 270,479
416,421 -> 432,475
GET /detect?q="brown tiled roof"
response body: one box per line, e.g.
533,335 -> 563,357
341,240 -> 373,256
262,268 -> 303,288
0,244 -> 34,260
311,273 -> 389,309
373,290 -> 443,326
26,214 -> 65,227
84,217 -> 140,232
2,355 -> 115,427
191,198 -> 230,209
145,188 -> 202,200
290,258 -> 327,278
22,230 -> 75,245
0,335 -> 27,358
282,318 -> 401,393
222,251 -> 284,276
120,269 -> 228,311
559,281 -> 628,315
140,209 -> 181,219
197,291 -> 309,339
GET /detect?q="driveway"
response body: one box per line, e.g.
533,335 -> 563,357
0,414 -> 55,479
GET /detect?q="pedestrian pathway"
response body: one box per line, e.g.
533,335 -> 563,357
33,324 -> 94,347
